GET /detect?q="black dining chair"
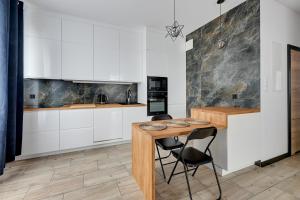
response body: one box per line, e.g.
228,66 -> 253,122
167,127 -> 222,200
152,114 -> 184,179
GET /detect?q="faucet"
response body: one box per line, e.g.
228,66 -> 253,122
126,88 -> 132,104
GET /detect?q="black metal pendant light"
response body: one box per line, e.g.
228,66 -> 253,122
217,0 -> 226,49
165,0 -> 184,41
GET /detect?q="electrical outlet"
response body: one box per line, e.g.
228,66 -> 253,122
232,94 -> 238,100
29,94 -> 36,99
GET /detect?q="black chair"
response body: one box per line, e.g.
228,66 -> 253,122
152,114 -> 184,179
167,127 -> 222,200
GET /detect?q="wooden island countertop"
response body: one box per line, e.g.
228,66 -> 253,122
191,107 -> 260,128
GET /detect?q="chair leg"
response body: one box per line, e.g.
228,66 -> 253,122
155,144 -> 166,179
183,164 -> 193,200
211,160 -> 222,200
167,159 -> 179,184
192,165 -> 199,177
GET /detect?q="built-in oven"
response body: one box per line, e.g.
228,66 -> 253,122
147,92 -> 168,116
147,76 -> 168,116
147,76 -> 168,92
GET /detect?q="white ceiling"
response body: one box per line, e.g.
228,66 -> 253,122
25,0 -> 246,34
277,0 -> 300,14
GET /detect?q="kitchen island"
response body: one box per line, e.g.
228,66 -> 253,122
191,107 -> 261,175
132,107 -> 260,200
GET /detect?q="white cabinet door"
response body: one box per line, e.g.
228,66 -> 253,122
94,25 -> 120,81
60,128 -> 93,150
122,107 -> 147,140
119,30 -> 142,82
60,109 -> 93,130
23,111 -> 60,133
24,10 -> 62,79
22,111 -> 60,155
60,109 -> 94,150
24,36 -> 61,79
62,19 -> 93,80
94,108 -> 123,142
146,50 -> 168,77
24,10 -> 61,40
22,131 -> 60,156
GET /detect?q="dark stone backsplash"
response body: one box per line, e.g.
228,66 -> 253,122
24,79 -> 138,108
186,0 -> 260,116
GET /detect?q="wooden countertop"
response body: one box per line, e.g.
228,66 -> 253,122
133,120 -> 225,140
24,103 -> 146,111
191,107 -> 260,128
191,107 -> 260,115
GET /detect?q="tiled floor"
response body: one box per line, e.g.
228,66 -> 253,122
0,143 -> 299,200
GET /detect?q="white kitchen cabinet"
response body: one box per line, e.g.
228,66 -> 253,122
122,107 -> 147,140
62,19 -> 93,80
145,29 -> 168,77
146,50 -> 168,77
94,108 -> 123,142
23,111 -> 60,133
24,36 -> 62,79
60,128 -> 93,150
119,30 -> 142,82
24,10 -> 61,40
60,109 -> 94,150
22,111 -> 60,155
24,10 -> 62,79
60,109 -> 93,130
94,25 -> 120,81
22,131 -> 60,156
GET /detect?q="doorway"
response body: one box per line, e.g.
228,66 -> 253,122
288,44 -> 300,156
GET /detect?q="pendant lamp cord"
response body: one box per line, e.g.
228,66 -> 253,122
219,3 -> 222,36
174,0 -> 176,23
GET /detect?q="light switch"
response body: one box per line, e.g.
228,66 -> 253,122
185,39 -> 193,51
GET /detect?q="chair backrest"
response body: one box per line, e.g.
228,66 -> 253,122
151,114 -> 173,121
184,127 -> 217,155
187,127 -> 217,141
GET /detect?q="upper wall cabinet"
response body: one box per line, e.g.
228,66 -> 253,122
119,30 -> 142,82
62,19 -> 93,81
94,25 -> 120,81
24,11 -> 62,79
146,30 -> 168,77
24,11 -> 61,40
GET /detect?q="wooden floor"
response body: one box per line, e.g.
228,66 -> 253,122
0,143 -> 299,200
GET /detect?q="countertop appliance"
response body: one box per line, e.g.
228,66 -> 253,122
97,94 -> 108,104
147,76 -> 168,116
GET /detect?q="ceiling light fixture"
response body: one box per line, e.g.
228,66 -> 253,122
165,0 -> 184,41
217,0 -> 226,49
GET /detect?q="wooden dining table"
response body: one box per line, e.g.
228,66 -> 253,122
131,119 -> 225,200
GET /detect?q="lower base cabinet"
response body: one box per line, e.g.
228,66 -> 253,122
22,131 -> 59,155
122,107 -> 147,140
60,128 -> 93,150
22,106 -> 147,156
94,108 -> 123,142
22,110 -> 60,155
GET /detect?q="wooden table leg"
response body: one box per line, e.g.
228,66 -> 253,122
132,125 -> 155,200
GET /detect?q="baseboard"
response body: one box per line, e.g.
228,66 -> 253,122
17,140 -> 131,160
255,153 -> 290,167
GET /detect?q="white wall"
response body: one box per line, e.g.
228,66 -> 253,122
260,0 -> 300,161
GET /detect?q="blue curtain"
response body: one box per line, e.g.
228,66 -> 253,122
0,0 -> 24,175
